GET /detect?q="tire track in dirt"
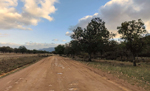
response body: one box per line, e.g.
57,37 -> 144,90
62,58 -> 125,91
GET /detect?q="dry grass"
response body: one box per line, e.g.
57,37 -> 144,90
0,53 -> 47,76
136,57 -> 150,63
0,53 -> 38,61
83,59 -> 150,90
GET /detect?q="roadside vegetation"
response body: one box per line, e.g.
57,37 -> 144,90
54,17 -> 150,90
55,17 -> 150,66
0,46 -> 51,77
84,60 -> 150,90
0,54 -> 49,76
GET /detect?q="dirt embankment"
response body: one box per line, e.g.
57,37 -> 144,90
0,56 -> 143,91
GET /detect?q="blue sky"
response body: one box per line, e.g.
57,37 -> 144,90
0,0 -> 150,49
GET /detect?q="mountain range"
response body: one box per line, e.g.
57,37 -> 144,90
39,47 -> 55,52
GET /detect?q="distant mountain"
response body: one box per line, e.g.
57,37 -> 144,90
39,47 -> 55,52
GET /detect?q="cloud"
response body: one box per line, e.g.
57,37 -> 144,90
0,0 -> 58,30
62,40 -> 66,42
72,0 -> 150,38
52,39 -> 59,41
65,32 -> 74,36
0,42 -> 58,49
0,33 -> 9,37
69,13 -> 98,30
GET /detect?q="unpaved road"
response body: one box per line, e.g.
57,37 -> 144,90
0,56 -> 131,91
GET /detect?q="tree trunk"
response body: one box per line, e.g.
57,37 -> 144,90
121,56 -> 123,61
88,53 -> 92,62
72,54 -> 75,58
133,55 -> 136,66
133,60 -> 136,66
100,50 -> 103,59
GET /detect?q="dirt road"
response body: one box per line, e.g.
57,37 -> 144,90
0,56 -> 131,91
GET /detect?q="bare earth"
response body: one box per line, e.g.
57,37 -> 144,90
0,56 -> 137,91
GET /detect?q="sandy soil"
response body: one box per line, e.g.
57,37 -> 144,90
0,56 -> 140,91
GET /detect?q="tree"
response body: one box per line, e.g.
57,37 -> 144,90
32,49 -> 38,54
116,41 -> 128,61
27,50 -> 32,54
64,40 -> 81,58
104,40 -> 118,60
14,48 -> 20,53
55,45 -> 65,55
0,46 -> 12,53
71,17 -> 111,61
64,46 -> 72,56
69,40 -> 81,57
18,46 -> 27,54
7,47 -> 14,53
117,19 -> 148,66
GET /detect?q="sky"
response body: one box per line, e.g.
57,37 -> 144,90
0,0 -> 150,49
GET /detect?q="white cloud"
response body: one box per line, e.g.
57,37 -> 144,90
79,13 -> 98,22
72,0 -> 150,38
62,40 -> 66,42
65,32 -> 74,36
22,0 -> 58,21
52,39 -> 59,41
0,42 -> 58,49
0,0 -> 58,30
69,13 -> 98,30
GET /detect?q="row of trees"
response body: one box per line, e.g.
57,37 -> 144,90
0,46 -> 49,54
55,17 -> 149,66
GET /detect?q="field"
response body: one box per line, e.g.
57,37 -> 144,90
0,53 -> 49,76
0,53 -> 37,61
81,59 -> 150,90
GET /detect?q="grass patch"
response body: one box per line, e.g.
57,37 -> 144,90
0,56 -> 45,76
82,60 -> 150,90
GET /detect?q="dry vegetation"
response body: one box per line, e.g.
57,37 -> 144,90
0,53 -> 37,61
80,59 -> 150,90
0,53 -> 49,76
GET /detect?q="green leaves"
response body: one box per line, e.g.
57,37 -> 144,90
71,17 -> 115,60
55,45 -> 65,55
118,19 -> 147,41
117,19 -> 148,66
18,46 -> 27,54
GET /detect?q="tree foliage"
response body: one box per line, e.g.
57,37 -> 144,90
18,46 -> 27,54
0,46 -> 49,54
71,17 -> 112,61
55,45 -> 65,55
53,18 -> 150,67
64,40 -> 80,57
117,19 -> 148,66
